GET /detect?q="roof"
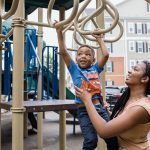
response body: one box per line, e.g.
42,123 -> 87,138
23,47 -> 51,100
5,0 -> 85,15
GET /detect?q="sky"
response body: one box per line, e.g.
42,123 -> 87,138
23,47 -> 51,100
110,0 -> 124,4
28,0 -> 125,47
89,0 -> 124,7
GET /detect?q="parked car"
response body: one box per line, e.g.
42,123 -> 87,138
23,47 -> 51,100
119,86 -> 127,94
105,86 -> 126,111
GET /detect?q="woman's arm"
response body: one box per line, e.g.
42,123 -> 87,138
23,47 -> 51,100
75,86 -> 150,138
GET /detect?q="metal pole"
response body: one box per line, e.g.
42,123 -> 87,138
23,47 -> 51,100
23,15 -> 28,138
37,7 -> 43,150
23,80 -> 28,137
11,0 -> 25,150
0,1 -> 4,150
96,0 -> 106,150
59,7 -> 66,150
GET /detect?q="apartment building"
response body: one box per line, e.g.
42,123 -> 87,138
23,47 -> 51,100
105,0 -> 150,86
66,0 -> 150,91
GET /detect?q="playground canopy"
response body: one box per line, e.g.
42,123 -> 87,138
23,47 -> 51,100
5,0 -> 85,15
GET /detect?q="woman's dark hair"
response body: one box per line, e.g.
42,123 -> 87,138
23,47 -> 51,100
110,60 -> 150,119
110,87 -> 130,119
143,61 -> 150,95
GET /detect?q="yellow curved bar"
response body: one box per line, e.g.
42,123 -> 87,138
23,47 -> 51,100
63,16 -> 87,33
0,29 -> 13,44
78,0 -> 105,34
47,0 -> 79,28
73,30 -> 86,45
73,30 -> 100,49
85,4 -> 124,43
104,4 -> 124,43
84,0 -> 119,34
73,5 -> 123,47
2,0 -> 19,20
74,0 -> 92,22
83,2 -> 123,42
74,0 -> 119,35
79,18 -> 100,42
104,21 -> 124,43
74,0 -> 102,35
61,0 -> 91,33
83,22 -> 123,43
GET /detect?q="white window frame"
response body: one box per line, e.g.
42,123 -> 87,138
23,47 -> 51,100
129,41 -> 135,51
128,22 -> 135,33
106,61 -> 113,72
129,60 -> 136,70
136,22 -> 142,34
137,41 -> 144,53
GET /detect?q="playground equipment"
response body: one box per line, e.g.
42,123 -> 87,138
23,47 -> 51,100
74,0 -> 123,47
47,0 -> 79,28
1,0 -> 19,20
146,0 -> 150,3
74,0 -> 119,35
0,0 -> 124,150
48,0 -> 123,49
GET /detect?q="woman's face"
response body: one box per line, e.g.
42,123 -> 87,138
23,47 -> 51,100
125,62 -> 146,86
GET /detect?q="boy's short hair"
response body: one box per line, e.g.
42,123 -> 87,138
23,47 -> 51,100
78,44 -> 95,57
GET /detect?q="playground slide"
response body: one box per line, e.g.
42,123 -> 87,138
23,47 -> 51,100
43,66 -> 77,116
43,66 -> 75,100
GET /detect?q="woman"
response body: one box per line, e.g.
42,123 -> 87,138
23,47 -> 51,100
75,60 -> 150,150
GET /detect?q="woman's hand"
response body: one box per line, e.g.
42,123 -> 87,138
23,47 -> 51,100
74,86 -> 92,104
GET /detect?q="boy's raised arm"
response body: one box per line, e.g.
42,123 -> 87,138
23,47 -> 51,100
55,24 -> 72,67
93,33 -> 109,68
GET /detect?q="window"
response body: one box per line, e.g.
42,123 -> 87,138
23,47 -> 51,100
147,3 -> 150,12
105,23 -> 112,34
106,43 -> 113,53
137,60 -> 143,64
106,61 -> 113,72
129,41 -> 135,51
147,23 -> 150,34
147,42 -> 150,53
106,80 -> 114,86
129,60 -> 136,70
136,23 -> 142,34
128,22 -> 135,33
136,41 -> 144,53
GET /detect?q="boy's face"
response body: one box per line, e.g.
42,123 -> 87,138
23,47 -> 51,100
76,46 -> 95,69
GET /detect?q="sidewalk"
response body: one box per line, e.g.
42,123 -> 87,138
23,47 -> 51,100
1,111 -> 83,150
1,111 -> 150,150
